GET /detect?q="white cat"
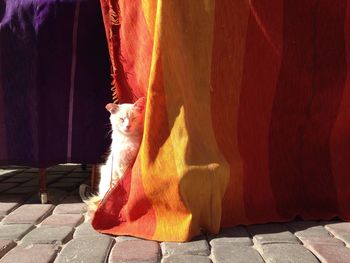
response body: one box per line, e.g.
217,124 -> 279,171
80,97 -> 145,215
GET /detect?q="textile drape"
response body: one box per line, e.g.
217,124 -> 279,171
93,0 -> 350,241
0,0 -> 111,167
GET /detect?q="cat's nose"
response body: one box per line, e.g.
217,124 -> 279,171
125,125 -> 131,130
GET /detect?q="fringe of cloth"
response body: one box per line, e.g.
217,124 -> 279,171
100,0 -> 121,103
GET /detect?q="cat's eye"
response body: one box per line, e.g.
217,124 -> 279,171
119,118 -> 124,121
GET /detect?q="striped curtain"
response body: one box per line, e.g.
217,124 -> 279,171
0,0 -> 111,167
93,0 -> 350,241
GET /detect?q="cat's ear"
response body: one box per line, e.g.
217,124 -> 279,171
105,103 -> 118,114
133,97 -> 146,112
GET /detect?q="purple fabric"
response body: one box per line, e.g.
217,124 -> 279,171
0,0 -> 111,167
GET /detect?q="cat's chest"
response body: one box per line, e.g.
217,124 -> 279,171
111,136 -> 140,157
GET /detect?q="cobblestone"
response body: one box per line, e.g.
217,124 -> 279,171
258,244 -> 319,263
60,195 -> 85,204
40,214 -> 84,227
53,203 -> 86,214
0,195 -> 25,215
286,221 -> 331,238
46,165 -> 78,172
209,226 -> 252,247
2,204 -> 53,224
55,236 -> 114,263
24,168 -> 40,173
25,189 -> 68,205
161,236 -> 210,256
212,244 -> 264,263
1,177 -> 32,183
4,186 -> 37,194
247,223 -> 299,246
73,222 -> 104,238
325,221 -> 350,246
49,181 -> 78,190
0,224 -> 34,241
0,240 -> 16,258
0,183 -> 18,193
0,244 -> 58,263
58,177 -> 86,183
304,242 -> 350,263
12,172 -> 37,178
162,255 -> 211,263
21,226 -> 74,245
109,240 -> 160,263
298,235 -> 345,246
0,165 -> 349,263
21,179 -> 39,187
115,236 -> 145,242
0,169 -> 18,177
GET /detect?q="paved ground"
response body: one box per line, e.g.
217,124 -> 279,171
0,165 -> 349,263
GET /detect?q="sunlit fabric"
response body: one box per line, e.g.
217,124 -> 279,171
93,0 -> 350,241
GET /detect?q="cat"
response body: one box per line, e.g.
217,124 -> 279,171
80,97 -> 146,216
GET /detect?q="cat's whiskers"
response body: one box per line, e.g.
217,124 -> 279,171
104,123 -> 113,138
106,129 -> 113,137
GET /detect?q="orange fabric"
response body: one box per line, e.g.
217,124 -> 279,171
93,0 -> 350,241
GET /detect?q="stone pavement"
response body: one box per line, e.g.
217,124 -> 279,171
0,164 -> 350,263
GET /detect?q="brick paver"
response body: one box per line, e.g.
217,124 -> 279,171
0,195 -> 25,215
0,183 -> 18,193
299,235 -> 345,246
58,177 -> 86,183
0,224 -> 34,241
55,236 -> 114,263
0,165 -> 349,263
21,226 -> 74,245
0,240 -> 15,258
212,245 -> 264,263
304,242 -> 350,263
161,237 -> 210,256
162,255 -> 212,263
247,223 -> 299,246
21,179 -> 40,187
2,177 -> 32,183
40,214 -> 84,227
4,186 -> 37,194
74,222 -> 104,238
325,222 -> 350,246
45,165 -> 75,173
0,244 -> 58,263
12,172 -> 37,178
286,221 -> 331,238
209,226 -> 253,247
2,204 -> 53,224
258,244 -> 319,263
0,169 -> 18,177
59,195 -> 84,204
53,203 -> 86,214
109,240 -> 160,263
115,236 -> 145,242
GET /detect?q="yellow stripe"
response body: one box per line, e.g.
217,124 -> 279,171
150,0 -> 229,240
141,0 -> 157,38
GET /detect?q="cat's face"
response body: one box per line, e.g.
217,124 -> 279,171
106,97 -> 145,136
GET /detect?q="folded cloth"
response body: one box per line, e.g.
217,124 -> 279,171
0,0 -> 111,167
